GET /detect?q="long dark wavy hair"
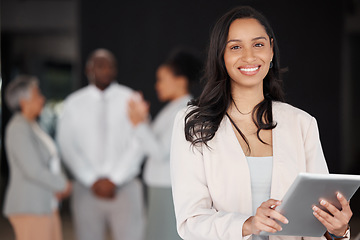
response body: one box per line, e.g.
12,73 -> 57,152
185,6 -> 285,149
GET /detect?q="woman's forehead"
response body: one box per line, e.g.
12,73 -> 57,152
227,18 -> 268,41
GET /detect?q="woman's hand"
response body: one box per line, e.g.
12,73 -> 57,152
127,92 -> 150,126
312,192 -> 352,237
243,199 -> 289,236
55,181 -> 72,201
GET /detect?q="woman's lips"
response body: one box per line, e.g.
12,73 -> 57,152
238,65 -> 261,76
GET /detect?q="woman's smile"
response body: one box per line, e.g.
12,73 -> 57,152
238,65 -> 261,76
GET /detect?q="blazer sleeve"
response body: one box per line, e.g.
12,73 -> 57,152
303,118 -> 330,240
134,123 -> 163,162
6,122 -> 66,192
304,117 -> 329,174
134,119 -> 174,163
170,110 -> 251,240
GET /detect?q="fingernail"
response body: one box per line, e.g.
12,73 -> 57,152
279,227 -> 282,231
320,200 -> 326,205
312,206 -> 317,211
337,192 -> 342,198
284,219 -> 289,224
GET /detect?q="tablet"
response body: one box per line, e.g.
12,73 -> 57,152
259,172 -> 360,237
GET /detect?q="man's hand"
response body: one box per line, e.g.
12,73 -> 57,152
91,178 -> 116,199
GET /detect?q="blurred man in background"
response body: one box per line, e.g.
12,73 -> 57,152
57,48 -> 145,240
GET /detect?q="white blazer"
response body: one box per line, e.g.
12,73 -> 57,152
170,101 -> 329,240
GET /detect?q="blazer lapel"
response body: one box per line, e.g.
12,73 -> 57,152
271,104 -> 286,200
222,115 -> 253,214
27,122 -> 52,166
270,102 -> 299,200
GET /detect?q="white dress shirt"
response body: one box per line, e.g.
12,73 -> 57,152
135,94 -> 192,187
57,83 -> 144,187
170,101 -> 329,240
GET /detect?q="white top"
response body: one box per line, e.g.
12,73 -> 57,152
31,122 -> 61,210
135,94 -> 192,187
170,102 -> 328,240
247,156 -> 273,240
57,83 -> 144,187
246,156 -> 273,215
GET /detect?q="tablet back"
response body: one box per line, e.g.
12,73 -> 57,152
260,173 -> 360,237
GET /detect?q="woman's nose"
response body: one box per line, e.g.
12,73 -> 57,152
241,48 -> 256,62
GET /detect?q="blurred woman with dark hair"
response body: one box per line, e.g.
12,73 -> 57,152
128,48 -> 202,240
170,6 -> 352,240
3,75 -> 71,240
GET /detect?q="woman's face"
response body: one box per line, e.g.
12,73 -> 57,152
155,65 -> 183,102
224,18 -> 273,91
21,85 -> 45,117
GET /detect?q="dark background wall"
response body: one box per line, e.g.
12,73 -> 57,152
80,0 -> 343,170
1,0 -> 360,236
79,0 -> 359,219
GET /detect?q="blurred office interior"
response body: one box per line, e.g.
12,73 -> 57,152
0,0 -> 359,239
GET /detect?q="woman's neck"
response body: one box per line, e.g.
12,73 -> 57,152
230,85 -> 264,114
170,90 -> 189,101
21,109 -> 37,122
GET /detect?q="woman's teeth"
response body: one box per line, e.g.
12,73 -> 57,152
239,66 -> 259,72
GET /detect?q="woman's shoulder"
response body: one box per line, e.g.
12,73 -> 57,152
175,105 -> 197,118
6,114 -> 31,137
273,101 -> 314,119
272,101 -> 317,132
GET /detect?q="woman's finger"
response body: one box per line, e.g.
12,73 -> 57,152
318,195 -> 352,224
312,205 -> 348,234
258,200 -> 288,225
319,200 -> 341,217
267,209 -> 289,225
312,205 -> 335,224
261,216 -> 283,232
252,216 -> 280,234
260,199 -> 282,208
313,209 -> 349,236
313,211 -> 333,230
254,223 -> 278,235
336,193 -> 353,218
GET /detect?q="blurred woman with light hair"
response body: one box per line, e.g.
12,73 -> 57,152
3,75 -> 71,240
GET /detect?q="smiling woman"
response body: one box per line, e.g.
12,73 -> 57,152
170,6 -> 353,240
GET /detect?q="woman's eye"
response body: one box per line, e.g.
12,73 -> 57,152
230,46 -> 240,50
254,43 -> 264,47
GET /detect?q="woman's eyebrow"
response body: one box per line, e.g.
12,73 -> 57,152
226,36 -> 268,44
252,36 -> 268,41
